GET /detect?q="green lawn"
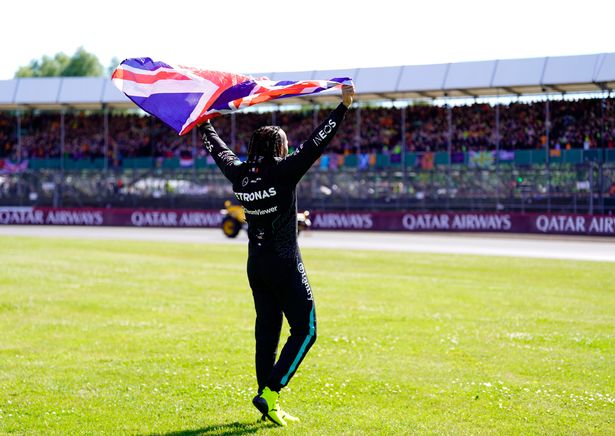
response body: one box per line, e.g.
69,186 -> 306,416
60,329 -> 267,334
0,236 -> 614,435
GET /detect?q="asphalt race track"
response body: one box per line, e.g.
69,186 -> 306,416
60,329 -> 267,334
1,226 -> 614,262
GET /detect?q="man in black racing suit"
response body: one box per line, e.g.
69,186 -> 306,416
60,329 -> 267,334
199,84 -> 354,426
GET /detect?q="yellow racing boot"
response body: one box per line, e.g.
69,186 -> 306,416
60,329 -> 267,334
278,402 -> 300,423
252,387 -> 287,427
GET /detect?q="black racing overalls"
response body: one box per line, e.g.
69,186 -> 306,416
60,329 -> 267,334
199,103 -> 348,392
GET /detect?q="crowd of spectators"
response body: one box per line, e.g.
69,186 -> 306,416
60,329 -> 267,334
0,97 -> 613,161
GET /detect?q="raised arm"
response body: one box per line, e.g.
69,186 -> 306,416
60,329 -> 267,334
198,121 -> 243,184
278,84 -> 355,184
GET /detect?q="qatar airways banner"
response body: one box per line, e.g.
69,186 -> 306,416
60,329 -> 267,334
310,211 -> 615,236
0,207 -> 223,228
0,207 -> 614,236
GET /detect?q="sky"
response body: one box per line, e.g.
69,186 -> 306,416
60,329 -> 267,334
1,0 -> 614,80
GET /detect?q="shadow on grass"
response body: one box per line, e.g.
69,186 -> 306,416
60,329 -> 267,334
154,419 -> 269,436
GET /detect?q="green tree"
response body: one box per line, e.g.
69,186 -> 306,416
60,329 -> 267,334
39,53 -> 70,76
107,56 -> 121,77
14,53 -> 69,78
15,62 -> 38,78
14,47 -> 103,78
62,47 -> 103,77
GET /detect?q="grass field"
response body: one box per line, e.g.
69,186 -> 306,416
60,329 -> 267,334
0,236 -> 614,435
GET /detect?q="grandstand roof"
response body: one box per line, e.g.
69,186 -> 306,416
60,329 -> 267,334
0,52 -> 614,110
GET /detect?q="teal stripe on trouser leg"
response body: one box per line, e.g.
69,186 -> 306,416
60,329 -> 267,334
280,306 -> 315,386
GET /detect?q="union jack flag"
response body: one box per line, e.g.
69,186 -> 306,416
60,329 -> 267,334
1,159 -> 29,174
112,58 -> 352,136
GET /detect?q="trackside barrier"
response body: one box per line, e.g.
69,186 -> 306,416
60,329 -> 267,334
0,207 -> 613,237
19,148 -> 615,171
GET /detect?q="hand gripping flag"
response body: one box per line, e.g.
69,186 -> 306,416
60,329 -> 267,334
112,58 -> 353,135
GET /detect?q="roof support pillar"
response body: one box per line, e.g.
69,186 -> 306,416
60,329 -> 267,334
545,96 -> 551,213
191,125 -> 197,180
53,108 -> 66,208
103,104 -> 109,172
446,97 -> 453,209
495,93 -> 501,209
16,109 -> 22,161
599,89 -> 607,213
312,105 -> 319,130
355,104 -> 361,151
400,103 -> 408,201
231,112 -> 237,151
495,96 -> 500,166
400,103 -> 407,170
60,109 -> 65,172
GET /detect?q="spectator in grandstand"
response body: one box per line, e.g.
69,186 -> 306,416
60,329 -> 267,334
2,96 -> 614,160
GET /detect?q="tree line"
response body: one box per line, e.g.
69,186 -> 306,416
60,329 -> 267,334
15,47 -> 119,78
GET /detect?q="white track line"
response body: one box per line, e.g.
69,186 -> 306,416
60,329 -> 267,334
1,226 -> 614,262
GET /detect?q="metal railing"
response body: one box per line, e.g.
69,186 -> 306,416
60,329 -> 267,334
1,164 -> 614,214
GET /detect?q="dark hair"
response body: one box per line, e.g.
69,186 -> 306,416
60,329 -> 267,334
248,126 -> 284,165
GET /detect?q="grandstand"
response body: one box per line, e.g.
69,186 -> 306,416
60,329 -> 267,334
1,53 -> 615,215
